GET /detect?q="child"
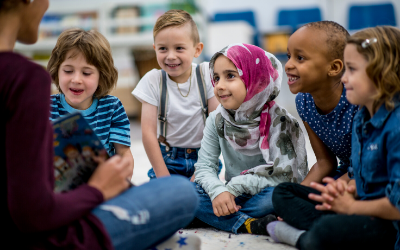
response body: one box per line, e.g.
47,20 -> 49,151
1,1 -> 199,249
132,9 -> 220,180
268,26 -> 400,250
286,21 -> 359,185
194,43 -> 308,235
47,28 -> 134,176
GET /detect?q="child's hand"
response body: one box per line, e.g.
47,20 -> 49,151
212,191 -> 241,217
88,155 -> 132,200
316,189 -> 356,214
309,177 -> 356,212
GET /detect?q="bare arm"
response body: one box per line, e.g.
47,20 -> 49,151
114,143 -> 134,179
141,102 -> 170,178
301,121 -> 337,186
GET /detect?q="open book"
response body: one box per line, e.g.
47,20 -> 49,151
53,112 -> 108,192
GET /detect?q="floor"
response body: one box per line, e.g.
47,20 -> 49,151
128,119 -> 311,250
128,68 -> 313,249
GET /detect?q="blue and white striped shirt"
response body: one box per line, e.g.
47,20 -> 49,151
50,94 -> 131,156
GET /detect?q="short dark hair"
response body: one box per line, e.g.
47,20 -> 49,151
301,21 -> 350,62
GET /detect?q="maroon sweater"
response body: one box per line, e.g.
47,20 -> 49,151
2,52 -> 113,249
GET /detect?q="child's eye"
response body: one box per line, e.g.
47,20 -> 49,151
64,70 -> 72,74
83,72 -> 92,76
176,47 -> 184,51
297,55 -> 304,61
213,76 -> 220,82
286,53 -> 291,60
158,47 -> 167,51
227,73 -> 235,79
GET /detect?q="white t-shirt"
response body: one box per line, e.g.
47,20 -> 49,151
132,62 -> 215,148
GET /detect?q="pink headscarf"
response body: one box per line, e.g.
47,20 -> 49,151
210,43 -> 307,182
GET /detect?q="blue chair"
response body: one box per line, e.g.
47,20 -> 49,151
277,7 -> 322,32
349,3 -> 396,30
213,11 -> 259,46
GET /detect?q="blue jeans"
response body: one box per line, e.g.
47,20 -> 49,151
148,145 -> 222,179
194,184 -> 275,234
92,176 -> 199,250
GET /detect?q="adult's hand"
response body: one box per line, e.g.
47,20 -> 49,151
88,155 -> 131,200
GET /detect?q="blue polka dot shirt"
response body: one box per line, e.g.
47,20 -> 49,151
296,86 -> 359,174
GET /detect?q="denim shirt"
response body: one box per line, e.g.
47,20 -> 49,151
350,102 -> 400,249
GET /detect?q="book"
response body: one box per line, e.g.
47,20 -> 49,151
53,112 -> 108,192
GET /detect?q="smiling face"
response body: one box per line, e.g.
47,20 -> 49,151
342,44 -> 377,113
58,49 -> 100,110
213,55 -> 247,110
153,23 -> 203,83
285,27 -> 332,94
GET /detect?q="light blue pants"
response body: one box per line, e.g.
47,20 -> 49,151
92,176 -> 199,250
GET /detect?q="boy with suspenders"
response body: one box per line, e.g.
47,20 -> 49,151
133,10 -> 221,180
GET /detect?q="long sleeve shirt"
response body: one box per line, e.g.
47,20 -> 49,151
1,52 -> 112,249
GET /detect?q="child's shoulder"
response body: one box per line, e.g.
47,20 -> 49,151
50,93 -> 61,103
141,68 -> 162,82
98,95 -> 121,104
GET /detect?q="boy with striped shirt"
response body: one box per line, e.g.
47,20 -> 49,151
48,28 -> 133,176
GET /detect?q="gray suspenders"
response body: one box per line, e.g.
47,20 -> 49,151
157,64 -> 208,151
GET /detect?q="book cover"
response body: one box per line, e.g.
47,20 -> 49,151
53,112 -> 108,192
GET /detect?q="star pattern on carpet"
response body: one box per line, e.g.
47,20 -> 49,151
176,236 -> 188,247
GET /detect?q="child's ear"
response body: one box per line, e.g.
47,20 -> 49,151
194,42 -> 204,58
153,44 -> 156,51
328,59 -> 344,77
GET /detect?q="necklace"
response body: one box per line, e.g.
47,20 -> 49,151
176,68 -> 192,97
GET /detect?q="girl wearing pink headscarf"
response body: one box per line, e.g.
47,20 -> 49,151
192,44 -> 308,235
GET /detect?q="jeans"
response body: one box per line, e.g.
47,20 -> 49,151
273,182 -> 397,250
148,145 -> 222,179
92,176 -> 199,250
194,184 -> 275,234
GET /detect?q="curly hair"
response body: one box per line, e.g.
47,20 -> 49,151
153,9 -> 200,45
47,28 -> 118,98
347,26 -> 400,113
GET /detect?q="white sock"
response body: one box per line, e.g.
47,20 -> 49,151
267,221 -> 305,246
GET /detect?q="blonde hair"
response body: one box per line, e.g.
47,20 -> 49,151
47,28 -> 118,98
153,9 -> 199,45
347,26 -> 400,113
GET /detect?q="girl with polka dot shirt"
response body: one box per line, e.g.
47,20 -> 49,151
285,21 -> 359,186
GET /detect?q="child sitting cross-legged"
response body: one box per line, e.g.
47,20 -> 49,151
193,44 -> 309,235
285,21 -> 359,186
268,26 -> 400,250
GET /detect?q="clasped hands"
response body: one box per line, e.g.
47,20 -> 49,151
308,177 -> 357,214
